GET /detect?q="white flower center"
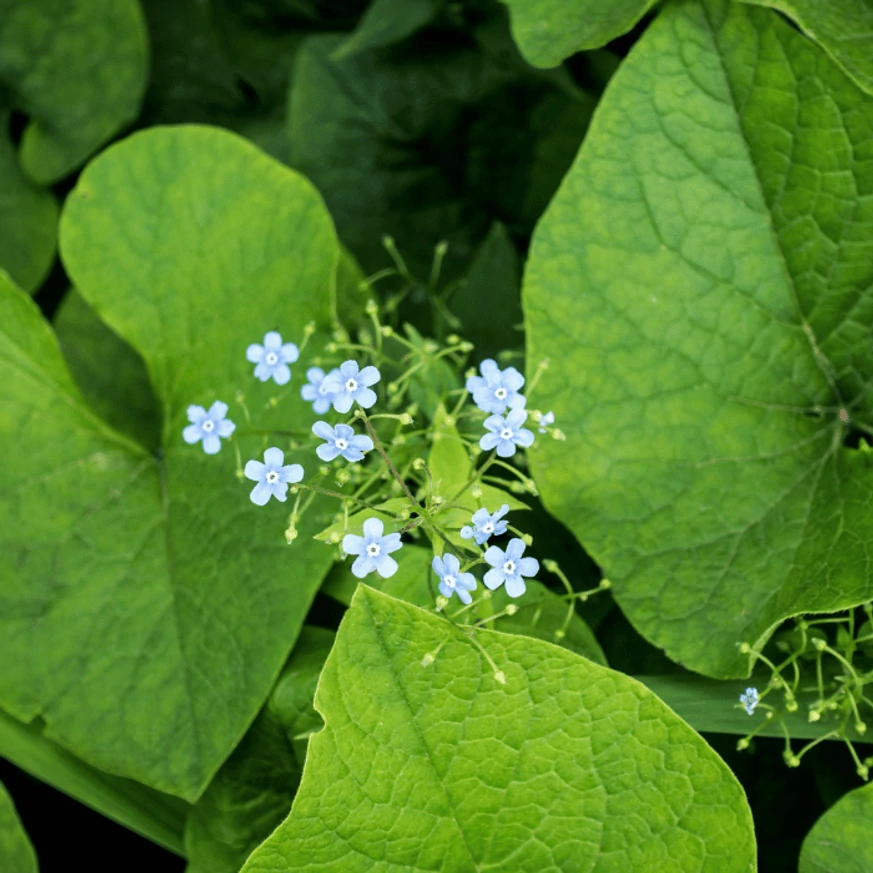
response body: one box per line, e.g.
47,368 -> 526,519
503,560 -> 516,575
266,470 -> 280,484
335,438 -> 348,450
495,387 -> 507,400
345,378 -> 358,392
265,351 -> 279,366
443,574 -> 457,589
201,420 -> 215,432
367,543 -> 381,557
482,522 -> 494,534
500,428 -> 513,440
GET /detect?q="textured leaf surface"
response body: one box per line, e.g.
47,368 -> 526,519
500,0 -> 656,67
799,782 -> 873,873
524,0 -> 873,678
0,126 -> 339,800
0,0 -> 149,184
0,781 -> 37,873
742,0 -> 873,96
243,586 -> 756,872
333,0 -> 440,60
186,627 -> 334,873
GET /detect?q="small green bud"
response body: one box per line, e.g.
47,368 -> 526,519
329,532 -> 341,544
509,481 -> 525,494
856,722 -> 868,735
432,495 -> 444,506
289,484 -> 300,494
423,341 -> 439,354
442,415 -> 455,428
736,738 -> 750,751
599,578 -> 612,589
552,429 -> 566,441
785,699 -> 798,713
387,382 -> 400,394
808,710 -> 821,723
400,412 -> 413,425
480,589 -> 492,600
319,464 -> 330,477
392,434 -> 407,446
459,341 -> 474,352
505,604 -> 518,616
554,629 -> 566,641
335,469 -> 350,486
812,636 -> 827,651
471,484 -> 483,499
785,754 -> 800,768
521,533 -> 533,546
542,558 -> 559,573
494,670 -> 506,686
739,642 -> 752,654
412,458 -> 426,470
303,321 -> 316,336
396,507 -> 411,521
421,652 -> 436,667
365,299 -> 379,316
435,595 -> 449,612
381,325 -> 394,337
284,527 -> 298,544
326,342 -> 338,353
464,367 -> 477,379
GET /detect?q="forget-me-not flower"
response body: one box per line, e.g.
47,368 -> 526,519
538,411 -> 555,433
460,504 -> 510,545
739,687 -> 759,715
246,331 -> 299,385
342,518 -> 402,578
466,358 -> 525,414
324,360 -> 381,413
480,408 -> 535,458
301,366 -> 341,414
313,421 -> 374,462
244,447 -> 304,505
183,401 -> 236,454
432,553 -> 477,604
483,538 -> 539,598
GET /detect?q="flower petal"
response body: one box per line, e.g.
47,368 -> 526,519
483,567 -> 505,590
502,367 -> 525,392
496,439 -> 517,457
465,375 -> 484,394
339,360 -> 359,378
460,526 -> 474,540
484,545 -> 504,568
312,420 -> 335,441
301,384 -> 317,401
342,534 -> 365,555
354,387 -> 377,409
458,572 -> 477,591
514,428 -> 535,448
306,366 -> 325,383
506,407 -> 528,428
272,363 -> 291,385
334,423 -> 355,439
483,414 -> 504,433
506,538 -> 526,561
431,555 -> 446,577
263,331 -> 282,350
202,434 -> 221,454
313,397 -> 332,414
471,507 -> 490,525
518,556 -> 539,578
443,553 -> 460,574
351,554 -> 375,578
281,342 -> 299,363
504,575 -> 526,598
456,586 -> 473,605
374,554 -> 398,578
317,443 -> 342,462
479,432 -> 500,452
438,579 -> 453,599
263,447 -> 285,467
493,504 -> 510,521
244,459 -> 265,482
246,344 -> 264,363
362,517 -> 384,540
350,435 -> 374,452
282,464 -> 305,484
208,400 -> 229,420
186,404 -> 207,423
358,365 -> 381,387
250,480 -> 272,505
270,481 -> 289,502
217,418 -> 235,438
341,447 -> 365,462
254,362 -> 273,381
332,393 -> 353,414
381,533 -> 402,553
480,359 -> 499,376
183,424 -> 202,444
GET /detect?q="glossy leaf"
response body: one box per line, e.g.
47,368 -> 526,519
0,781 -> 37,872
0,0 -> 149,184
524,0 -> 873,678
799,781 -> 873,872
0,126 -> 339,801
243,585 -> 756,872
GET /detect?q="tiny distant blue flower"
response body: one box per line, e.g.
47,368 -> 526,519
301,366 -> 341,414
739,687 -> 759,715
246,331 -> 299,385
460,504 -> 510,545
538,411 -> 555,433
183,401 -> 236,454
342,518 -> 402,578
432,553 -> 477,604
244,447 -> 304,505
313,421 -> 374,462
323,360 -> 380,413
483,538 -> 538,598
466,358 -> 525,414
479,408 -> 535,458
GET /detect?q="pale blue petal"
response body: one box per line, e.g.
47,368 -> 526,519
350,435 -> 373,452
355,387 -> 377,408
250,480 -> 272,505
317,443 -> 341,462
506,538 -> 526,561
334,423 -> 355,439
493,504 -> 510,521
332,393 -> 353,414
493,520 -> 509,536
382,533 -> 402,553
246,344 -> 264,363
460,526 -> 474,540
254,361 -> 272,381
270,481 -> 289,502
282,464 -> 304,484
313,397 -> 332,414
341,447 -> 365,462
187,404 -> 207,423
264,447 -> 284,467
374,554 -> 398,578
339,360 -> 359,379
502,367 -> 525,391
362,517 -> 384,540
518,557 -> 539,577
301,384 -> 317,401
281,342 -> 299,363
312,421 -> 335,441
443,553 -> 460,574
496,439 -> 517,457
484,545 -> 504,567
431,555 -> 446,577
504,575 -> 526,598
217,418 -> 235,437
273,363 -> 291,385
458,572 -> 477,591
208,400 -> 229,420
351,554 -> 375,578
244,460 -> 265,482
515,428 -> 535,448
465,375 -> 484,393
307,366 -> 325,382
342,534 -> 365,555
483,567 -> 505,590
358,365 -> 381,387
506,407 -> 528,428
483,414 -> 504,433
480,432 -> 501,452
183,424 -> 202,444
263,331 -> 282,350
474,530 -> 490,545
480,359 -> 499,376
456,586 -> 473,605
471,508 -> 490,525
438,579 -> 453,599
202,434 -> 221,454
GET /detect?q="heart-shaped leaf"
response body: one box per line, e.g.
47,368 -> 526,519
799,781 -> 873,872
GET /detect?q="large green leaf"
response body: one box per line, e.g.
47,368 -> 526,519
799,782 -> 873,873
185,627 -> 335,873
0,0 -> 149,184
0,781 -> 37,873
332,0 -> 441,60
524,0 -> 873,679
0,126 -> 339,801
741,0 -> 873,97
243,585 -> 756,872
500,0 -> 657,67
0,110 -> 57,292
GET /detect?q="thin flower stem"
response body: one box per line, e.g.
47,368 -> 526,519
491,459 -> 530,484
360,411 -> 421,511
795,731 -> 840,762
449,451 -> 497,505
295,483 -> 384,513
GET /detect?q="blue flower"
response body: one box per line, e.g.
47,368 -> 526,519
246,331 -> 299,385
483,538 -> 538,598
324,360 -> 381,413
460,504 -> 510,545
739,687 -> 759,715
466,358 -> 525,414
432,553 -> 477,604
479,408 -> 535,458
244,447 -> 304,505
301,366 -> 341,414
183,401 -> 236,454
538,411 -> 555,433
342,518 -> 402,578
313,421 -> 374,462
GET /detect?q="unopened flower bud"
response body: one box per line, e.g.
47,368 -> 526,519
443,415 -> 455,428
554,629 -> 565,640
329,532 -> 341,544
285,527 -> 298,544
289,484 -> 300,494
365,299 -> 379,315
388,382 -> 399,394
785,754 -> 800,768
739,642 -> 752,654
480,589 -> 492,600
412,458 -> 426,470
737,738 -> 750,751
857,722 -> 868,735
505,604 -> 518,616
812,637 -> 827,651
552,429 -> 566,441
435,595 -> 449,612
459,341 -> 474,352
392,434 -> 407,446
785,699 -> 798,713
303,321 -> 316,336
381,325 -> 394,337
421,652 -> 435,667
471,484 -> 483,499
400,413 -> 413,425
521,533 -> 533,546
432,495 -> 444,506
494,671 -> 506,686
335,469 -> 350,486
808,710 -> 821,723
319,465 -> 330,477
423,341 -> 439,354
599,578 -> 612,589
543,559 -> 559,573
326,342 -> 338,353
858,764 -> 870,780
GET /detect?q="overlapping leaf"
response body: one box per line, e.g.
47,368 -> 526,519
524,0 -> 873,678
243,585 -> 756,872
0,782 -> 37,872
799,781 -> 873,872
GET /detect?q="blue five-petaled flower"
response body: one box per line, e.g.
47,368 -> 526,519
244,447 -> 304,505
342,518 -> 402,578
461,504 -> 510,545
183,401 -> 236,454
483,538 -> 539,598
739,687 -> 759,715
301,366 -> 341,414
313,421 -> 374,462
324,360 -> 381,413
246,331 -> 299,385
466,358 -> 526,414
432,553 -> 477,604
480,408 -> 535,458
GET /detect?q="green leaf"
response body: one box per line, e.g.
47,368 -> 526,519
524,0 -> 873,678
242,585 -> 757,872
741,0 -> 873,97
0,126 -> 339,801
0,111 -> 57,293
332,0 -> 441,60
0,708 -> 188,856
185,627 -> 335,873
0,0 -> 149,184
500,0 -> 657,67
799,782 -> 873,873
0,781 -> 37,873
428,402 -> 473,497
54,289 -> 161,449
